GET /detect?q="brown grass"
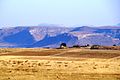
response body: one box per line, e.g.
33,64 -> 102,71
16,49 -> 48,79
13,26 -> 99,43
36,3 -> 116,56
0,48 -> 120,80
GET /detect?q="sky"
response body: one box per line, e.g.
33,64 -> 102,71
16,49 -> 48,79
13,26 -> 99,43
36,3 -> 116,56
0,0 -> 120,27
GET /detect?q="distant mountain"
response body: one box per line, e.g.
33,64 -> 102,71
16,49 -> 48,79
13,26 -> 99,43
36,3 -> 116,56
29,26 -> 72,41
70,26 -> 88,32
77,34 -> 120,46
38,23 -> 64,27
0,25 -> 120,48
70,26 -> 97,32
3,28 -> 35,45
94,28 -> 120,39
98,26 -> 120,29
30,33 -> 78,48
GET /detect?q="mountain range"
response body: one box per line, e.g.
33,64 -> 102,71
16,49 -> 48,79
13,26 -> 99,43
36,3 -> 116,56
0,25 -> 120,48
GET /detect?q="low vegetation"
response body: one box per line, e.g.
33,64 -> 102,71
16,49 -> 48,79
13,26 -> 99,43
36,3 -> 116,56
0,48 -> 120,80
91,45 -> 120,50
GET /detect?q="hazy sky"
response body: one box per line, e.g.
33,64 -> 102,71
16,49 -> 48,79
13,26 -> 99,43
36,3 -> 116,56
0,0 -> 120,27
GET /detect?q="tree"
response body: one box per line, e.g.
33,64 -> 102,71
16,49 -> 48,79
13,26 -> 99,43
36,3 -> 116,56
73,45 -> 80,48
60,43 -> 67,49
86,44 -> 90,47
113,44 -> 116,46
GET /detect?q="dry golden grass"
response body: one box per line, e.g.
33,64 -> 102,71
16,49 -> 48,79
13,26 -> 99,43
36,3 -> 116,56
0,48 -> 120,80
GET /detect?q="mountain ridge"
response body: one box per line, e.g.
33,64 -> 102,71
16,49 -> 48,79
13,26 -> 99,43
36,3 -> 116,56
0,25 -> 120,48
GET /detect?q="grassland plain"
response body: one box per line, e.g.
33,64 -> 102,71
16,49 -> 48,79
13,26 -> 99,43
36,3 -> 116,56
0,48 -> 120,80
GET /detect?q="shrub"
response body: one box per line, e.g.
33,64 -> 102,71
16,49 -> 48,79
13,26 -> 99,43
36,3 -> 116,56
73,45 -> 80,48
113,44 -> 116,46
60,43 -> 67,49
90,45 -> 101,49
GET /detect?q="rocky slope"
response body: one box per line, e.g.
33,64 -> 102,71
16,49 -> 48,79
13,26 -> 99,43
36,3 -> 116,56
0,25 -> 120,48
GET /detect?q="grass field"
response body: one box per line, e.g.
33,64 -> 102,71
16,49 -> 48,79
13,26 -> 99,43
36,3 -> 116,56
0,48 -> 120,80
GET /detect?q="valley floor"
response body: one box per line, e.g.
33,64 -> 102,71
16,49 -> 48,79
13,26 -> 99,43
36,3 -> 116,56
0,48 -> 120,80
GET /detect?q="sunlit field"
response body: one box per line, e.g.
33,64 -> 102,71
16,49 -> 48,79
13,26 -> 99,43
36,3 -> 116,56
0,48 -> 120,80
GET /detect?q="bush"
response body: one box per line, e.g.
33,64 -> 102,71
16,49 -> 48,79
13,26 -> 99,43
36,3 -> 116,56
60,43 -> 67,49
113,44 -> 116,46
90,45 -> 101,49
72,45 -> 80,48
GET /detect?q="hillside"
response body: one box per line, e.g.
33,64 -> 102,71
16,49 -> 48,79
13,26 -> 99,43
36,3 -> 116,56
0,26 -> 120,48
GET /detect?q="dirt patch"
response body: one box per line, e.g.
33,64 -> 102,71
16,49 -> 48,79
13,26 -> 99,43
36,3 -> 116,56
1,49 -> 120,59
56,52 -> 120,59
1,49 -> 68,56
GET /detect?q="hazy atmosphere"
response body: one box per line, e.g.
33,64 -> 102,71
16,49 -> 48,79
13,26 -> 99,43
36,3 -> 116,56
0,0 -> 120,27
